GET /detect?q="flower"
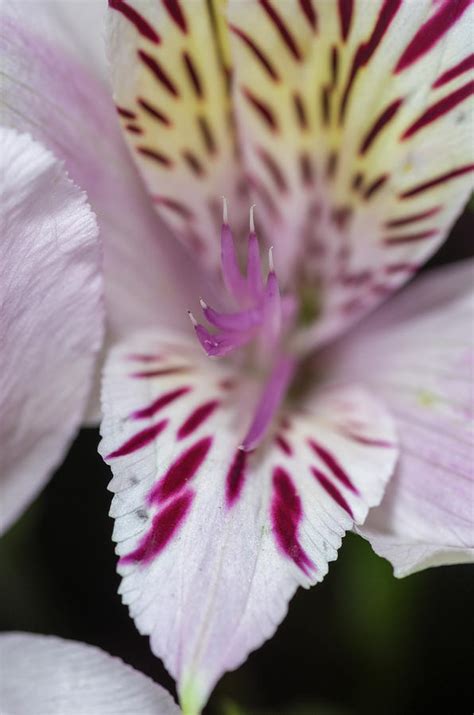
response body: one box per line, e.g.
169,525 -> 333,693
1,1 -> 473,714
0,632 -> 180,714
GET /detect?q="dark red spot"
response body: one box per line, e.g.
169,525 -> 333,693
299,0 -> 318,31
148,436 -> 212,503
275,434 -> 293,456
308,439 -> 358,493
271,467 -> 314,575
226,449 -> 248,507
299,152 -> 314,186
137,146 -> 173,167
177,400 -> 219,440
116,105 -> 136,119
352,172 -> 364,191
293,92 -> 308,129
183,51 -> 204,98
120,489 -> 193,565
340,0 -> 402,121
162,0 -> 187,33
138,98 -> 171,125
131,387 -> 190,420
138,50 -> 179,96
259,0 -> 302,60
363,174 -> 388,200
359,98 -> 403,154
399,165 -> 474,198
383,229 -> 438,246
402,81 -> 474,139
182,150 -> 205,176
153,196 -> 194,218
106,419 -> 167,459
326,151 -> 338,180
338,0 -> 353,41
433,53 -> 474,88
125,124 -> 143,134
197,116 -> 217,155
311,467 -> 354,518
395,0 -> 471,73
109,0 -> 160,43
258,148 -> 288,191
342,432 -> 395,448
230,25 -> 280,81
384,206 -> 441,228
131,366 -> 190,378
242,87 -> 278,131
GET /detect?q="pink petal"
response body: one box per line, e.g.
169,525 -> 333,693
0,632 -> 179,714
323,260 -> 474,575
0,129 -> 103,533
100,331 -> 397,712
229,0 -> 474,348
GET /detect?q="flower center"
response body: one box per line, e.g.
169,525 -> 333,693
189,200 -> 298,451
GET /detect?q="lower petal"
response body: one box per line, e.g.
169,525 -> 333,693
100,331 -> 397,712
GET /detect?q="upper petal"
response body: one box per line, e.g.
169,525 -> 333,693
107,0 -> 247,270
0,632 -> 180,714
228,0 -> 474,345
0,129 -> 103,533
322,259 -> 474,576
99,330 -> 397,712
0,4 -> 205,342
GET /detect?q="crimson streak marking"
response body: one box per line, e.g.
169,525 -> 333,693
148,436 -> 212,503
363,174 -> 388,200
395,0 -> 471,73
359,98 -> 403,154
275,434 -> 293,456
271,467 -> 314,575
137,147 -> 173,166
131,387 -> 191,420
384,206 -> 441,228
230,25 -> 280,81
109,0 -> 160,43
162,0 -> 187,33
299,0 -> 318,31
402,81 -> 474,139
433,53 -> 474,88
131,367 -> 190,378
340,0 -> 402,121
383,229 -> 438,246
177,400 -> 220,440
116,105 -> 136,119
120,490 -> 193,565
226,450 -> 248,507
242,87 -> 279,130
343,432 -> 395,448
106,419 -> 168,459
138,98 -> 171,126
259,0 -> 302,60
338,0 -> 353,41
138,50 -> 179,96
399,165 -> 474,198
311,467 -> 354,518
308,439 -> 359,493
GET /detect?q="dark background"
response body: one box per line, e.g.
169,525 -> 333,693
1,209 -> 473,715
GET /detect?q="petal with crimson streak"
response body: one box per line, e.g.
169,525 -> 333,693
0,632 -> 180,714
228,0 -> 474,346
100,331 -> 397,713
0,128 -> 103,534
322,260 -> 474,576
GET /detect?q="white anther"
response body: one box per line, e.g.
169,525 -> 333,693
268,246 -> 275,273
187,310 -> 198,326
199,298 -> 208,310
249,204 -> 256,233
222,196 -> 228,224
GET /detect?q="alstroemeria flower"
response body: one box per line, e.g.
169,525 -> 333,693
0,126 -> 103,533
2,1 -> 473,713
0,632 -> 180,714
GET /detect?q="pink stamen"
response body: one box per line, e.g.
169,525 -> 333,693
246,206 -> 264,301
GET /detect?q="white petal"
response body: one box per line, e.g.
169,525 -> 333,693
323,260 -> 474,576
0,632 -> 180,714
100,331 -> 397,712
0,129 -> 103,533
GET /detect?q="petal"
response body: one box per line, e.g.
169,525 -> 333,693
0,632 -> 180,714
322,260 -> 474,576
100,331 -> 397,712
0,128 -> 103,533
0,4 -> 205,343
228,0 -> 474,345
107,0 -> 246,269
